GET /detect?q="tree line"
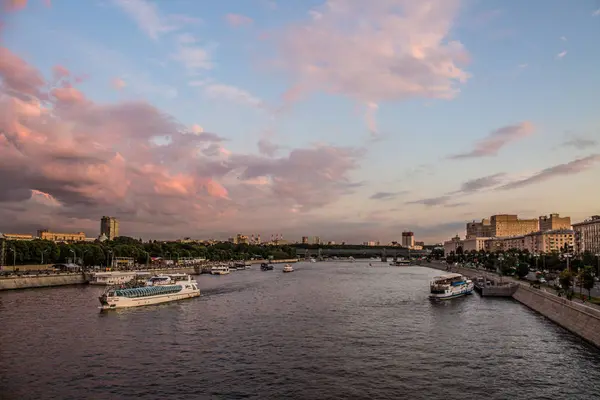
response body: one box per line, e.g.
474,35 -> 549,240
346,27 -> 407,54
1,236 -> 297,266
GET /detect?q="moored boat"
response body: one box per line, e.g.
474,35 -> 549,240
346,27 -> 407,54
282,264 -> 294,273
98,273 -> 200,310
211,265 -> 230,275
89,271 -> 138,285
429,273 -> 474,300
260,263 -> 274,271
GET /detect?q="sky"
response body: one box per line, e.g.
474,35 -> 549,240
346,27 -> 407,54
0,0 -> 599,244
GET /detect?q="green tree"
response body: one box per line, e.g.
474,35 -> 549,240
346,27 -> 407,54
516,262 -> 530,279
559,269 -> 573,294
580,266 -> 595,300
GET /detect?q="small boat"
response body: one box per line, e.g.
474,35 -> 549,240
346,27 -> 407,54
98,273 -> 200,310
391,259 -> 412,266
282,264 -> 294,273
89,271 -> 138,285
211,265 -> 230,275
310,258 -> 317,263
260,263 -> 274,271
429,273 -> 474,300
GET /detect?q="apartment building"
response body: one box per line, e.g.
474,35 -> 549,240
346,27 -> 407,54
573,216 -> 600,254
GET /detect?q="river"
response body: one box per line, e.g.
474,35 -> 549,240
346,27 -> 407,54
1,262 -> 599,399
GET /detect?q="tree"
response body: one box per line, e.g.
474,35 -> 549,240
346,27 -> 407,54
516,262 -> 530,279
580,266 -> 595,300
559,269 -> 573,294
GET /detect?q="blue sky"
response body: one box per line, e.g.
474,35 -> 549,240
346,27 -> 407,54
1,0 -> 599,242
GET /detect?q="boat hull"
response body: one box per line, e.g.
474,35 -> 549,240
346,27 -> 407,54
99,289 -> 200,310
429,283 -> 474,300
211,271 -> 230,275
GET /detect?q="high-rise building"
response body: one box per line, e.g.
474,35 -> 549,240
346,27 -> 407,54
489,214 -> 539,237
402,231 -> 415,248
313,236 -> 321,245
301,236 -> 309,244
100,216 -> 120,240
539,213 -> 571,232
573,215 -> 600,254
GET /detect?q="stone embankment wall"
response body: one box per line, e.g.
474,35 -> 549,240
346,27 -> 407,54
0,273 -> 86,290
513,286 -> 600,347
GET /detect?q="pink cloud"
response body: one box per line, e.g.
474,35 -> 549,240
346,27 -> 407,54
275,0 -> 470,106
449,121 -> 535,159
0,45 -> 364,238
225,13 -> 253,27
2,0 -> 27,11
112,77 -> 126,90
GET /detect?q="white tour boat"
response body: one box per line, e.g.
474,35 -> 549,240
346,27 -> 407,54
98,273 -> 200,310
282,264 -> 294,273
211,265 -> 230,275
429,273 -> 474,300
89,271 -> 137,286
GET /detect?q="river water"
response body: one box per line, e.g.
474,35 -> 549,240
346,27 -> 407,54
1,262 -> 599,400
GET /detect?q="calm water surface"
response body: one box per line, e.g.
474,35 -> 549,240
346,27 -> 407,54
1,262 -> 600,400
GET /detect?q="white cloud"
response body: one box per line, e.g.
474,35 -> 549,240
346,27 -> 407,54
113,0 -> 200,39
204,84 -> 264,108
556,50 -> 567,59
593,9 -> 600,17
172,45 -> 213,71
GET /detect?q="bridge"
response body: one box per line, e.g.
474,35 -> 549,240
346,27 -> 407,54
294,246 -> 429,260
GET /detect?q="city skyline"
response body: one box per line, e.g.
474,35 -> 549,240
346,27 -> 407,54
1,0 -> 599,243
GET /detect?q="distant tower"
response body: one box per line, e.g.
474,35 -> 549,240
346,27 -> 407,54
100,216 -> 120,240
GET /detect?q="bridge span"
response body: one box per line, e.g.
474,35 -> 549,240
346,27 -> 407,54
295,247 -> 428,260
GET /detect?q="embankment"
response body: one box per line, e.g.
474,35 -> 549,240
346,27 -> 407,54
0,273 -> 86,290
513,286 -> 600,347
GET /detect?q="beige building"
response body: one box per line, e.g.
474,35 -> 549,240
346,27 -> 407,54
490,214 -> 539,237
100,216 -> 120,240
573,216 -> 600,254
444,236 -> 489,254
483,230 -> 574,253
402,231 -> 415,248
466,218 -> 493,238
539,213 -> 571,232
37,230 -> 86,242
1,233 -> 34,241
467,214 -> 539,239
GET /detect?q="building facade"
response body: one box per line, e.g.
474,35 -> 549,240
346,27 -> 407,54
100,216 -> 120,240
573,216 -> 600,254
402,231 -> 415,248
539,213 -> 571,232
490,214 -> 539,237
446,229 -> 574,255
1,233 -> 34,241
37,230 -> 86,242
466,218 -> 493,238
301,236 -> 309,244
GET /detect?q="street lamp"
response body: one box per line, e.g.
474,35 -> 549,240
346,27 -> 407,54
69,249 -> 76,264
41,249 -> 48,265
106,250 -> 113,270
8,247 -> 16,268
143,251 -> 149,268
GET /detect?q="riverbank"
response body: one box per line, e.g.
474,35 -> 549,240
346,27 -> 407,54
0,260 -> 299,291
427,261 -> 600,348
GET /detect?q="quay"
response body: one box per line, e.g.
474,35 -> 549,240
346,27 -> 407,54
0,259 -> 300,291
428,261 -> 600,348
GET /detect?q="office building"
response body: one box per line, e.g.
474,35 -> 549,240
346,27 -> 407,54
100,216 -> 120,240
37,230 -> 86,242
401,231 -> 415,248
539,213 -> 571,232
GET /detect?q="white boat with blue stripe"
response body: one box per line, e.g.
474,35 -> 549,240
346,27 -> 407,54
99,273 -> 200,310
429,273 -> 474,300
